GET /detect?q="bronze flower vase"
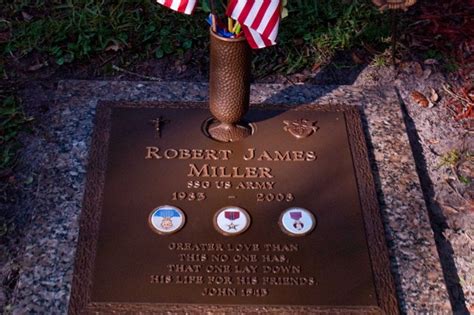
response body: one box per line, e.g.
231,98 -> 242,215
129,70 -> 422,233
208,30 -> 252,142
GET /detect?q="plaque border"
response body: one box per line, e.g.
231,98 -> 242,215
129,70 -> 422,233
68,101 -> 399,314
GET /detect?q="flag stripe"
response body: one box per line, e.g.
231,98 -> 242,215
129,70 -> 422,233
178,0 -> 188,12
170,0 -> 180,11
238,1 -> 254,26
230,0 -> 246,18
256,0 -> 279,34
261,5 -> 280,40
244,1 -> 263,27
243,26 -> 259,49
251,0 -> 271,30
243,25 -> 274,49
156,0 -> 195,15
184,0 -> 196,14
268,22 -> 278,42
228,0 -> 281,49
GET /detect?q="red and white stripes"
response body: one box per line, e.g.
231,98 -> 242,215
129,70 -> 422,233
156,0 -> 197,15
156,0 -> 282,49
227,0 -> 281,49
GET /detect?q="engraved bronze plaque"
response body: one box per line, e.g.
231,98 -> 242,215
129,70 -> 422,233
69,102 -> 399,314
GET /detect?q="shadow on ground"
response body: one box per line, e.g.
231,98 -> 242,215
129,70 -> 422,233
396,89 -> 469,315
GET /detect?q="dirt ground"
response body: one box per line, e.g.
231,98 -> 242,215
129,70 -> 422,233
1,48 -> 473,313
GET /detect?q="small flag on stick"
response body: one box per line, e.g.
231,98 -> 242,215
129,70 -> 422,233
226,0 -> 281,49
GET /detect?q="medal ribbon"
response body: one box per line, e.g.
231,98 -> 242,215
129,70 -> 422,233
290,211 -> 302,220
155,209 -> 180,218
225,211 -> 240,221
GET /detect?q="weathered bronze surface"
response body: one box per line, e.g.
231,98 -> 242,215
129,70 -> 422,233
209,31 -> 252,142
69,102 -> 399,314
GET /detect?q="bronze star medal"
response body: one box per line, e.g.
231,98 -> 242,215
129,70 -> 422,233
227,222 -> 239,230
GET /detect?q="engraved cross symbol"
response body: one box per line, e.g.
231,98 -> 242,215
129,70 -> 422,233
150,116 -> 170,138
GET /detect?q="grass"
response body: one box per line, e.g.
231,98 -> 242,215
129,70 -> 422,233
371,52 -> 389,67
1,0 -> 208,65
438,149 -> 473,185
1,0 -> 390,75
438,149 -> 462,168
255,0 -> 391,75
0,88 -> 32,179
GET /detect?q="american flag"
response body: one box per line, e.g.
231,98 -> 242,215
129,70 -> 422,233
226,0 -> 281,49
156,0 -> 281,49
156,0 -> 197,15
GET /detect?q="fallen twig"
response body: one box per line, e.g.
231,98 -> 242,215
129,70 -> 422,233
98,55 -> 118,69
442,84 -> 471,104
112,65 -> 162,81
444,178 -> 468,202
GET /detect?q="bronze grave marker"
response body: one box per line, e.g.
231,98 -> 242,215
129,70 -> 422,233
69,102 -> 398,314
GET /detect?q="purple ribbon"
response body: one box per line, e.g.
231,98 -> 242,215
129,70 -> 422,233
290,211 -> 302,220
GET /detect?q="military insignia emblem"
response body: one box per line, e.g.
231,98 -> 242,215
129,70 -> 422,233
214,206 -> 251,236
148,205 -> 185,235
279,207 -> 316,236
283,119 -> 318,139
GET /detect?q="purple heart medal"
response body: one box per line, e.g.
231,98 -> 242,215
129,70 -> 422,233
290,211 -> 304,230
280,207 -> 316,237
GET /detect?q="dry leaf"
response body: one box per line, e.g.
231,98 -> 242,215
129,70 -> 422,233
427,138 -> 440,144
371,0 -> 417,11
292,38 -> 304,46
429,87 -> 439,105
440,204 -> 459,214
422,68 -> 432,79
351,52 -> 364,64
468,88 -> 474,102
105,44 -> 122,52
21,11 -> 33,21
414,62 -> 424,77
362,43 -> 379,55
105,40 -> 124,52
28,61 -> 48,72
424,58 -> 439,65
311,62 -> 321,72
411,90 -> 430,107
